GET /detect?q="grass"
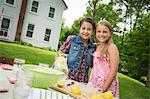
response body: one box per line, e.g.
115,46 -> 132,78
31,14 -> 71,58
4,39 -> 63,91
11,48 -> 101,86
0,41 -> 150,99
0,41 -> 56,65
119,73 -> 150,99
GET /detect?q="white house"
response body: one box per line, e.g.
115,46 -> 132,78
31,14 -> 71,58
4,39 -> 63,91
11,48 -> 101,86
0,0 -> 67,50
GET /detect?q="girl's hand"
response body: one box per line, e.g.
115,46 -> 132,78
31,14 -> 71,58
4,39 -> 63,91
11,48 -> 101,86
96,84 -> 105,93
97,88 -> 104,93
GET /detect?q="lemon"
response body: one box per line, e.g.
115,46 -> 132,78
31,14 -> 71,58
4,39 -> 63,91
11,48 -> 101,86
91,93 -> 104,99
57,81 -> 65,87
103,91 -> 113,99
70,87 -> 81,95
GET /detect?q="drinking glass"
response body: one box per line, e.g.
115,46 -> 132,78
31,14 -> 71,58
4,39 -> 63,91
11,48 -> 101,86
13,69 -> 33,99
12,58 -> 25,75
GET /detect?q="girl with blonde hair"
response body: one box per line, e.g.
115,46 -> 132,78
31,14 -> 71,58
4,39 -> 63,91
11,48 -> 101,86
89,20 -> 120,98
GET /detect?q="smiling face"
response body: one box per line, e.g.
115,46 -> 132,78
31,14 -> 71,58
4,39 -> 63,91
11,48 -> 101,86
96,24 -> 112,43
79,21 -> 94,42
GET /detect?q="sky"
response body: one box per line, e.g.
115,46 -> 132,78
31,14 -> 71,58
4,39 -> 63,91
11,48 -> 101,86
63,0 -> 88,27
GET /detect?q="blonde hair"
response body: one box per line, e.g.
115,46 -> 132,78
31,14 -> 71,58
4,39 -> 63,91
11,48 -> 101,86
96,20 -> 113,57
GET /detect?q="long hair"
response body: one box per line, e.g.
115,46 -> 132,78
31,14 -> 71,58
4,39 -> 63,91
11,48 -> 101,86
96,20 -> 113,58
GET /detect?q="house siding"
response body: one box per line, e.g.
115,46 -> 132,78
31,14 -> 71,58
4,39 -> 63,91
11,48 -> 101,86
21,0 -> 66,50
0,0 -> 22,41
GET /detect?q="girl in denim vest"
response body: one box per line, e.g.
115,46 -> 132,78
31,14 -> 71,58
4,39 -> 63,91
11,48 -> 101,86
89,20 -> 119,98
60,17 -> 95,83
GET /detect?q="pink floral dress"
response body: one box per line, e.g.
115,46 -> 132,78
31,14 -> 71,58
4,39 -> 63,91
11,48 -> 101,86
89,50 -> 119,97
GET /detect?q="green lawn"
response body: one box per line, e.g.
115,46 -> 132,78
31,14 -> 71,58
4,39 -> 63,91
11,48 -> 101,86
0,41 -> 149,99
0,41 -> 56,65
119,73 -> 150,99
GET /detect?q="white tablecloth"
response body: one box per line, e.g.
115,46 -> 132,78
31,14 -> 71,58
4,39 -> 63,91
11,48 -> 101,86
28,88 -> 73,99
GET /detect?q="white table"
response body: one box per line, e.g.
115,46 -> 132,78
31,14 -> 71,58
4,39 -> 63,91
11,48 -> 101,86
0,68 -> 74,99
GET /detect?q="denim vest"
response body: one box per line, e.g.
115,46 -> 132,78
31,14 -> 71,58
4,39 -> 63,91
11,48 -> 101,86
67,36 -> 96,75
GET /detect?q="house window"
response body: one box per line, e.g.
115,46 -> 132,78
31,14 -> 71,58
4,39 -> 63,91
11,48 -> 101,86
48,7 -> 55,18
5,0 -> 15,5
0,18 -> 10,37
31,1 -> 39,13
26,24 -> 34,37
44,29 -> 51,41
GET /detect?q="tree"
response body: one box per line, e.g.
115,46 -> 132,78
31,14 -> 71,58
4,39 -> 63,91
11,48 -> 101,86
87,0 -> 101,21
85,0 -> 122,30
111,0 -> 150,86
113,0 -> 150,43
59,19 -> 70,46
123,13 -> 150,87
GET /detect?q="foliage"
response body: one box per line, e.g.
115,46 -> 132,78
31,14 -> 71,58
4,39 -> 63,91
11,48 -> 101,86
113,34 -> 122,48
121,13 -> 150,83
112,0 -> 150,44
85,0 -> 122,31
111,0 -> 150,86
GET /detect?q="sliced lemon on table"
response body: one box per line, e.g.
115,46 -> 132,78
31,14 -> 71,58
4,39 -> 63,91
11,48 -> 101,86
70,86 -> 81,95
91,93 -> 104,99
57,81 -> 65,87
103,91 -> 113,99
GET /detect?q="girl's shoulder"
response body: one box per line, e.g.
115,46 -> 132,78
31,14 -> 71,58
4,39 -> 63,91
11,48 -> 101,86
108,43 -> 118,50
108,43 -> 119,54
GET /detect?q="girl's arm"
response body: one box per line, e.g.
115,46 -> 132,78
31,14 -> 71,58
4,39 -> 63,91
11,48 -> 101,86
59,35 -> 75,54
101,43 -> 119,92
